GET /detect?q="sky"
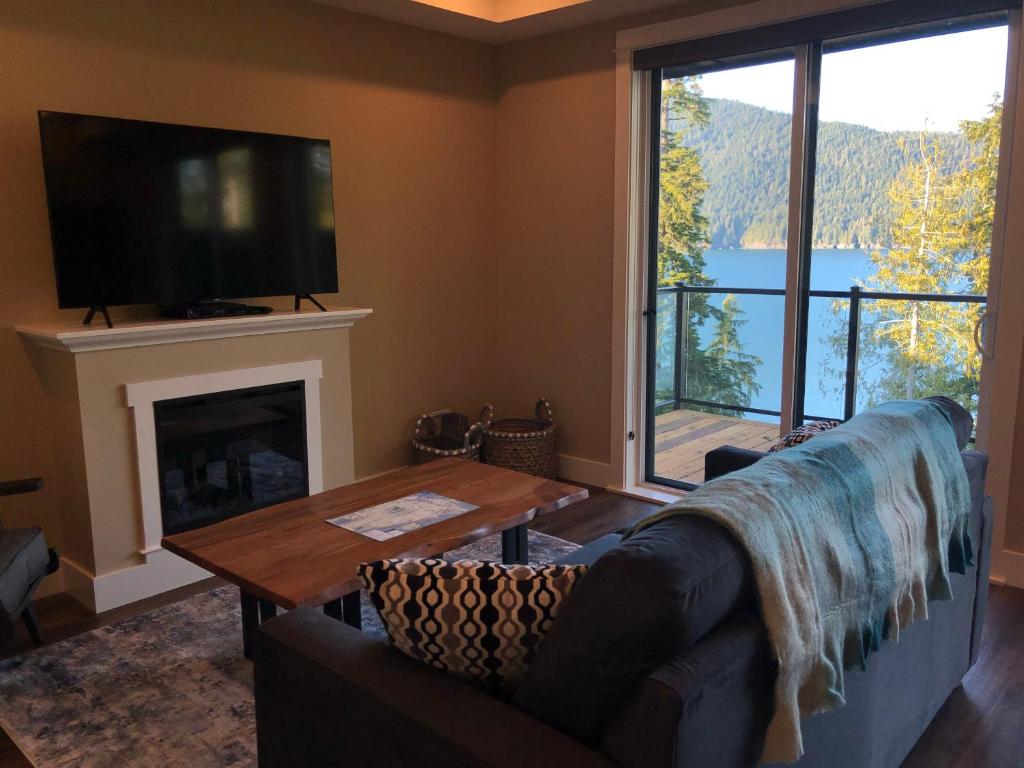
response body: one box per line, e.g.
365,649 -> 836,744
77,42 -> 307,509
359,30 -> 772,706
694,25 -> 1008,133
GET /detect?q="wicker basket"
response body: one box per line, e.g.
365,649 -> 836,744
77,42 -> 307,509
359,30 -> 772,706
481,399 -> 557,478
412,411 -> 484,464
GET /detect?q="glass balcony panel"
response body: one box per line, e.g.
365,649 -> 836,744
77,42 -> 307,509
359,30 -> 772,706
804,295 -> 848,422
652,289 -> 783,485
653,288 -> 680,410
855,297 -> 985,424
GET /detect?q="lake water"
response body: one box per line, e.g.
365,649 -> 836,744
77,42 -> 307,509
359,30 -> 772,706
702,247 -> 876,293
679,248 -> 882,420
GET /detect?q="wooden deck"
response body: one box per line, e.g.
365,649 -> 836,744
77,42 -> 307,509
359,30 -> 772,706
653,408 -> 780,484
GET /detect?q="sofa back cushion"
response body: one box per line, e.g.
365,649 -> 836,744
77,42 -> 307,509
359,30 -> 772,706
925,395 -> 973,449
511,515 -> 753,745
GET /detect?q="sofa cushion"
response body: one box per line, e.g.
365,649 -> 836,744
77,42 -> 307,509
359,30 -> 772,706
359,558 -> 588,694
512,515 -> 754,746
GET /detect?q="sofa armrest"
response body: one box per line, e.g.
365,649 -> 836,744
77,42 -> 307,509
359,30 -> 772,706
970,495 -> 994,667
254,608 -> 612,768
704,446 -> 765,482
599,612 -> 775,768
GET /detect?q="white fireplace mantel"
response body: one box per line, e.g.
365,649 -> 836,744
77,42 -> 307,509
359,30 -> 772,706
16,306 -> 372,353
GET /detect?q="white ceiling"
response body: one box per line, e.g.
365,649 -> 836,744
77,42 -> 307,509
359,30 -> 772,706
311,0 -> 691,42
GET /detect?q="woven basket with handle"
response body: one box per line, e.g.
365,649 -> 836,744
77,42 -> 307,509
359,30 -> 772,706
480,399 -> 557,478
412,411 -> 484,464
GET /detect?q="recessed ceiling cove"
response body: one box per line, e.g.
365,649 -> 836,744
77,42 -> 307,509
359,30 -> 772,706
310,0 -> 692,42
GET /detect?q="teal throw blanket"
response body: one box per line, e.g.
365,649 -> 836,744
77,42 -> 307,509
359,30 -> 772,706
625,400 -> 972,764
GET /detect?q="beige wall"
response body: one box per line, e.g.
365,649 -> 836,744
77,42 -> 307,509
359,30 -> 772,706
1008,385 -> 1024,551
491,23 -> 618,464
488,0 -> 746,466
0,0 -> 497,564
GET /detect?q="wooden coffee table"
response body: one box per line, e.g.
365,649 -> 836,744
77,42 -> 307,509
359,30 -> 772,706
162,458 -> 588,658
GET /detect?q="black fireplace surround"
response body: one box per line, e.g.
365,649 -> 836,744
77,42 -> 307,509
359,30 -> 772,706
154,381 -> 308,536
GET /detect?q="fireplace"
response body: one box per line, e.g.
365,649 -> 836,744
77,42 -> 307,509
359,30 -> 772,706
154,382 -> 309,535
18,309 -> 367,614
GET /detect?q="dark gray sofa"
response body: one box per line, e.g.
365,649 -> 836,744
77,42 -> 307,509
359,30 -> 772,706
253,433 -> 991,767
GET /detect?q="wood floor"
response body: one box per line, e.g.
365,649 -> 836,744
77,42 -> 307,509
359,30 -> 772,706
2,487 -> 1022,767
654,408 -> 779,483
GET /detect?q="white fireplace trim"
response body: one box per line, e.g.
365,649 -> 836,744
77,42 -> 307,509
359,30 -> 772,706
61,550 -> 213,614
125,359 -> 325,558
17,307 -> 372,353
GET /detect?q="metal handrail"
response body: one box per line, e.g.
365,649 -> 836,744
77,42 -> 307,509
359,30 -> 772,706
656,283 -> 987,421
659,284 -> 986,303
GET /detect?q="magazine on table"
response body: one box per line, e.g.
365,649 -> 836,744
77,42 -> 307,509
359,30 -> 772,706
326,490 -> 479,541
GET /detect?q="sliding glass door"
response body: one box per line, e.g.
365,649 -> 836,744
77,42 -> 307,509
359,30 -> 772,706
647,56 -> 795,484
804,25 -> 1006,424
642,7 -> 1013,490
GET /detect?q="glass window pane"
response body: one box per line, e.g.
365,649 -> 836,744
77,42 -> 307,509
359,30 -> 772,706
810,25 -> 1007,424
648,58 -> 794,487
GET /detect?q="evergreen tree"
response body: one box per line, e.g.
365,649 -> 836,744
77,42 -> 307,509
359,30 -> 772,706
697,294 -> 761,403
658,79 -> 711,285
825,102 -> 1000,417
680,98 -> 968,248
656,78 -> 762,414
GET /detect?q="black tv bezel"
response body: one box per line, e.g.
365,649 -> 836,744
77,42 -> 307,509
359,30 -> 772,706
37,110 -> 340,310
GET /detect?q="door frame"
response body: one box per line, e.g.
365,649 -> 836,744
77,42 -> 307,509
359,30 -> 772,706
611,2 -> 1024,586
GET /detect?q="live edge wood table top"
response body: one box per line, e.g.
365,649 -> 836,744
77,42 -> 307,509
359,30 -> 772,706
162,458 -> 589,611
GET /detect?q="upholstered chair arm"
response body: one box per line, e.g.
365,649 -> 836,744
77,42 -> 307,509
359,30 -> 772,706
0,478 -> 43,498
254,608 -> 612,768
704,447 -> 765,481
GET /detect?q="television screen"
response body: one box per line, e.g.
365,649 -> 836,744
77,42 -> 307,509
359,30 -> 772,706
38,112 -> 338,309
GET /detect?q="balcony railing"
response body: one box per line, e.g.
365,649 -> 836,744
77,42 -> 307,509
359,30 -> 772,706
656,283 -> 987,422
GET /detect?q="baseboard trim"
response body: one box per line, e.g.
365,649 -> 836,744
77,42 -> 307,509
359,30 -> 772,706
359,456 -> 615,489
61,557 -> 98,612
608,483 -> 680,505
992,547 -> 1024,589
61,550 -> 213,614
556,454 -> 614,487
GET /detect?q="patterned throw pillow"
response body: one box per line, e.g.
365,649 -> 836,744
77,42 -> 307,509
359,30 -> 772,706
767,419 -> 841,453
358,558 -> 587,693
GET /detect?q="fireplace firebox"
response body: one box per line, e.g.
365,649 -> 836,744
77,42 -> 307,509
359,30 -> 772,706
154,381 -> 308,535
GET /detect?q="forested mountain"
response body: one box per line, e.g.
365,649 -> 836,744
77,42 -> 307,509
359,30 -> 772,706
674,99 -> 966,248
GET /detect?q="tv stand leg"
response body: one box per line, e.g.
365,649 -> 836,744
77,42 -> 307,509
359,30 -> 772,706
82,305 -> 113,328
293,294 -> 327,312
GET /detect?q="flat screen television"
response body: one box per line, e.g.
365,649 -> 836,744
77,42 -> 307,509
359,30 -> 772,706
38,111 -> 338,311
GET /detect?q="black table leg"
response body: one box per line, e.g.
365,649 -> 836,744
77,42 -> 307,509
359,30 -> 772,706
502,523 -> 528,565
259,599 -> 277,623
343,591 -> 362,630
323,598 -> 343,621
241,590 -> 259,660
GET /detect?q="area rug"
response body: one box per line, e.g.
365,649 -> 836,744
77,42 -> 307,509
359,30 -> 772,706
0,530 -> 581,768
